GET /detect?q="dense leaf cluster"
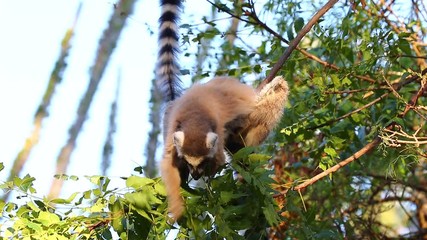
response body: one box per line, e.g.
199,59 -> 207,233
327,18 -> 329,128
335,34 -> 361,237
0,150 -> 278,239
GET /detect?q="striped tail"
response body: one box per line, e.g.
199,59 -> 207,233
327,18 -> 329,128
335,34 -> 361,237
157,0 -> 182,101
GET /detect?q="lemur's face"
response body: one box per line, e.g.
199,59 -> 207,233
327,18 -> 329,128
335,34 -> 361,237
182,155 -> 216,180
173,131 -> 218,180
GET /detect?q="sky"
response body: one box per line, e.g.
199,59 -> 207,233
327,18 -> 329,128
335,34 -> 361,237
0,0 -> 206,198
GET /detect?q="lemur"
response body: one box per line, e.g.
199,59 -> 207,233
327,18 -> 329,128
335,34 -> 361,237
157,0 -> 289,220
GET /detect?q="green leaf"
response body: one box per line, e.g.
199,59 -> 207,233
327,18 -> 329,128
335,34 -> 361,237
26,201 -> 40,212
294,17 -> 304,32
0,201 -> 5,217
69,175 -> 79,181
324,147 -> 337,158
331,74 -> 341,88
87,175 -> 104,185
101,177 -> 110,192
342,77 -> 352,86
262,201 -> 280,226
312,76 -> 325,91
54,174 -> 68,180
154,182 -> 166,197
397,39 -> 411,55
319,158 -> 329,171
133,166 -> 143,174
125,192 -> 150,211
83,190 -> 92,199
127,210 -> 151,240
233,146 -> 255,161
287,28 -> 294,41
85,198 -> 106,213
93,188 -> 102,197
50,192 -> 79,204
110,200 -> 125,235
228,68 -> 236,76
314,230 -> 339,238
342,46 -> 354,63
126,176 -> 154,189
27,222 -> 43,232
219,191 -> 234,204
398,32 -> 411,38
101,229 -> 113,239
15,174 -> 36,193
180,23 -> 191,29
281,127 -> 293,136
38,211 -> 60,226
248,153 -> 271,163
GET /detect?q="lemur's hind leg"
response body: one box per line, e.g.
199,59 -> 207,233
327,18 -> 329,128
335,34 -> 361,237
225,76 -> 289,152
242,76 -> 289,146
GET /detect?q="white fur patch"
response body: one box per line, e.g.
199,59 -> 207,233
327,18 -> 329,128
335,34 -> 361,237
258,76 -> 287,99
206,132 -> 218,157
161,4 -> 179,14
173,131 -> 185,156
185,155 -> 203,167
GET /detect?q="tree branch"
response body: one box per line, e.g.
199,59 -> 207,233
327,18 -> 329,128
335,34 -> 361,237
259,0 -> 339,90
48,0 -> 137,199
293,137 -> 382,191
209,0 -> 377,85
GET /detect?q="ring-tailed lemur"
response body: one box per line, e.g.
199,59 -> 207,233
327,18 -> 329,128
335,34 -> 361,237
157,0 -> 289,220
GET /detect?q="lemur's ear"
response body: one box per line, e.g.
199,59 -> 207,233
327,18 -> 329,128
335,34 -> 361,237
173,131 -> 185,156
206,132 -> 218,157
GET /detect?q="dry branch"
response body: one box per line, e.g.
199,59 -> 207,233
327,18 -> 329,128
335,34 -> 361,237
48,0 -> 137,199
101,70 -> 121,175
3,3 -> 82,201
260,0 -> 339,89
293,137 -> 382,191
144,79 -> 162,178
294,68 -> 427,191
207,0 -> 373,87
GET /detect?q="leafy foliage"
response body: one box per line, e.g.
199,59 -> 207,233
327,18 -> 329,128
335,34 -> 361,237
0,149 -> 279,239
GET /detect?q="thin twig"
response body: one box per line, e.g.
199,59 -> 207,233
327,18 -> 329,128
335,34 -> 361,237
205,0 -> 256,25
310,69 -> 427,130
400,75 -> 427,116
374,0 -> 427,69
208,0 -> 376,85
308,92 -> 390,130
293,137 -> 382,191
259,0 -> 339,89
324,87 -> 388,95
295,69 -> 427,190
383,128 -> 427,140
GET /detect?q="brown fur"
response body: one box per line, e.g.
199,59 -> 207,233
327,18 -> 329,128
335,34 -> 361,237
160,77 -> 256,220
225,76 -> 289,152
161,76 -> 289,220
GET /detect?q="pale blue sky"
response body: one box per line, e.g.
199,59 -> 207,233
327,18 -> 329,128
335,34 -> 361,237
0,0 -> 179,197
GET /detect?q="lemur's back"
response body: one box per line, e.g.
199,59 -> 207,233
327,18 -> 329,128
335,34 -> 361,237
170,77 -> 256,127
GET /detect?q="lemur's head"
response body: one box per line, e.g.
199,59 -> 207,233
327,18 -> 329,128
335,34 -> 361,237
173,130 -> 219,180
